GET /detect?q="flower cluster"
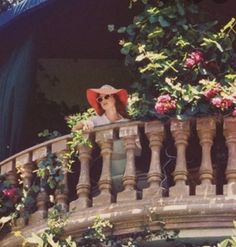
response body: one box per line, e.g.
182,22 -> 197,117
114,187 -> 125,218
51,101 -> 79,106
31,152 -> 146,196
154,79 -> 236,118
0,175 -> 18,217
2,188 -> 17,198
203,83 -> 222,100
155,94 -> 176,114
211,97 -> 234,111
184,51 -> 204,69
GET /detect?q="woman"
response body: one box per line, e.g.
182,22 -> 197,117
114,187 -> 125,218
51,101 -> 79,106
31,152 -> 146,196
73,84 -> 130,131
73,84 -> 134,193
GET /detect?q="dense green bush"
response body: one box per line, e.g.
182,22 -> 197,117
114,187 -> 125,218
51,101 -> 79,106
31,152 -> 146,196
113,0 -> 236,120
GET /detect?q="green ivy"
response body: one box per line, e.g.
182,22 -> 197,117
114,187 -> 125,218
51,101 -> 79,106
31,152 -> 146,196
64,108 -> 96,165
110,0 -> 236,120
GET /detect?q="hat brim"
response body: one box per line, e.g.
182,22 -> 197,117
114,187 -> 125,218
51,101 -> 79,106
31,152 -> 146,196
86,87 -> 128,115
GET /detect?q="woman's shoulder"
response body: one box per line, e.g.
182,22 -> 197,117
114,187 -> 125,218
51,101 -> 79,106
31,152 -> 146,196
90,114 -> 110,126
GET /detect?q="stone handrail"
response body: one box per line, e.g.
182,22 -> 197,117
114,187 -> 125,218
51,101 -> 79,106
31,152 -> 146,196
1,117 -> 236,246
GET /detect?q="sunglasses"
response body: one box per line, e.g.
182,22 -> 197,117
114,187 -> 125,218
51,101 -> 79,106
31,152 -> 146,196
96,94 -> 112,103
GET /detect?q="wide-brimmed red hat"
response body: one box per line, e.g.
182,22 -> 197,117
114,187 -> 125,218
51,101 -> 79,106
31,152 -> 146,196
86,84 -> 128,115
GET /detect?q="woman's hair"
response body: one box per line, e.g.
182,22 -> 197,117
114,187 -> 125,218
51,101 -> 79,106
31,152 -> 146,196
113,94 -> 130,119
96,93 -> 130,118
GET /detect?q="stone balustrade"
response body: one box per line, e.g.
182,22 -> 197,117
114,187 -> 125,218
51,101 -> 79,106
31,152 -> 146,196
1,117 -> 236,246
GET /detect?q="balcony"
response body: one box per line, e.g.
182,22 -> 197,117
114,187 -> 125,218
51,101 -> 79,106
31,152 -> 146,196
0,117 -> 236,246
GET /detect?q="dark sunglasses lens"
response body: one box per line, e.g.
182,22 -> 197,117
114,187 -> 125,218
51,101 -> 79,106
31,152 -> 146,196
97,97 -> 103,103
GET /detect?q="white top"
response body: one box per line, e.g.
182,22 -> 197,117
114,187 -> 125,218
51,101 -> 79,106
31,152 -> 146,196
89,114 -> 129,127
85,113 -> 141,156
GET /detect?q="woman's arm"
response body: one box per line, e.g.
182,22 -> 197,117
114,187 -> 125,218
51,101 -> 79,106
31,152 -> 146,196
72,121 -> 84,131
72,120 -> 95,132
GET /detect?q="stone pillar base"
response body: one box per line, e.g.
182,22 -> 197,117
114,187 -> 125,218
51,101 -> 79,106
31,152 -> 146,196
93,193 -> 113,207
117,189 -> 136,202
70,198 -> 91,210
142,187 -> 162,199
11,218 -> 25,230
169,184 -> 189,198
28,210 -> 47,225
196,184 -> 216,196
224,182 -> 236,196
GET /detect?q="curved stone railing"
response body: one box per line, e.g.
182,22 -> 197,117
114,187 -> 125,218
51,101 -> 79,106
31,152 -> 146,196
1,117 -> 236,246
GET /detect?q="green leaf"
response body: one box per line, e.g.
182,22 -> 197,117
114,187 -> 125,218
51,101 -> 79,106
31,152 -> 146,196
25,233 -> 45,246
121,42 -> 133,55
187,3 -> 199,13
176,0 -> 185,16
149,15 -> 158,24
117,27 -> 126,33
46,233 -> 60,247
107,24 -> 114,32
0,216 -> 12,225
135,54 -> 146,62
158,16 -> 170,27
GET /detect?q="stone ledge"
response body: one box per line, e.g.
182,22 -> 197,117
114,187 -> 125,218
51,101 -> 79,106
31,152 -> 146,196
1,195 -> 236,247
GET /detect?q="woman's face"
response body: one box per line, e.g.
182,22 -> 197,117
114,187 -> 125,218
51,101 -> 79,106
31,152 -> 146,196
97,94 -> 116,111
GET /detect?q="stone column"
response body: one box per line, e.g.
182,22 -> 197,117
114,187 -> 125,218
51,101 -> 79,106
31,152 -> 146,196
1,160 -> 17,186
196,117 -> 216,196
55,171 -> 69,211
70,144 -> 92,210
16,153 -> 34,189
93,129 -> 113,206
169,119 -> 190,197
29,146 -> 49,223
52,139 -> 69,211
223,117 -> 236,196
15,153 -> 34,227
117,125 -> 139,202
143,121 -> 164,199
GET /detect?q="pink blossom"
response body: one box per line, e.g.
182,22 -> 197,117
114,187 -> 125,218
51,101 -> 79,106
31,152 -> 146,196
232,108 -> 236,117
211,97 -> 222,108
185,50 -> 204,68
190,51 -> 204,64
155,94 -> 176,114
185,58 -> 196,68
3,188 -> 17,198
158,94 -> 171,103
203,84 -> 221,99
211,97 -> 233,110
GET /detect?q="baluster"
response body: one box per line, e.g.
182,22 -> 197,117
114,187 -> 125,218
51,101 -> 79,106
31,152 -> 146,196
93,129 -> 114,206
117,125 -> 139,202
55,171 -> 69,211
143,121 -> 164,199
15,153 -> 34,227
196,117 -> 216,196
16,153 -> 34,189
6,170 -> 18,187
52,139 -> 69,211
1,160 -> 17,186
70,143 -> 92,210
29,146 -> 49,223
223,117 -> 236,196
169,119 -> 190,197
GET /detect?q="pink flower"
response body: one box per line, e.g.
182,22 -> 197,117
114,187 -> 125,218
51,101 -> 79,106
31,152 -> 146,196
211,97 -> 222,108
158,94 -> 171,103
3,188 -> 17,198
185,58 -> 196,68
155,94 -> 176,114
185,50 -> 204,68
203,83 -> 221,99
232,108 -> 236,117
211,97 -> 233,110
190,51 -> 204,64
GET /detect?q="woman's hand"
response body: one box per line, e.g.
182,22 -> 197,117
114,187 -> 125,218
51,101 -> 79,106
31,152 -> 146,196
82,120 -> 94,132
72,120 -> 94,132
